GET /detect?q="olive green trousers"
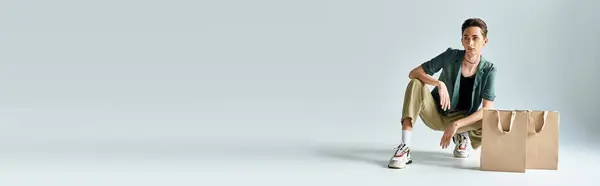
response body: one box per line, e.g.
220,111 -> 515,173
402,79 -> 483,149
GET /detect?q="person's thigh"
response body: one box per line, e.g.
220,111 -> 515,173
417,90 -> 445,131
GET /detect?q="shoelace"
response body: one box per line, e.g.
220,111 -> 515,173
457,134 -> 469,149
393,144 -> 401,151
393,144 -> 408,156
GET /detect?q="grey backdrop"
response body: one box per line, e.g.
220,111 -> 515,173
0,0 -> 598,184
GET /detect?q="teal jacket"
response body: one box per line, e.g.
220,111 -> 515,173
421,48 -> 497,116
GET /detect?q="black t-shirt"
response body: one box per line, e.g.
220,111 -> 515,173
455,74 -> 475,112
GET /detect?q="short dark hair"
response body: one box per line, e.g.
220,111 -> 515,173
461,18 -> 488,37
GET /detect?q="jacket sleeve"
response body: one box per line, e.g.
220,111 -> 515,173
482,67 -> 497,101
421,47 -> 454,76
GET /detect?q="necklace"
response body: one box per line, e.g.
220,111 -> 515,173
463,55 -> 479,64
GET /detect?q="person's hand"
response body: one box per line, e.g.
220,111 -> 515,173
436,81 -> 450,111
440,123 -> 459,149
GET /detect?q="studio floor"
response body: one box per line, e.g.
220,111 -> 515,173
0,137 -> 597,186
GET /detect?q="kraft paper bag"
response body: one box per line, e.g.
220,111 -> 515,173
526,110 -> 560,170
480,109 -> 528,173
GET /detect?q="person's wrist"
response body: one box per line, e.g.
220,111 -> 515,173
452,121 -> 461,128
436,81 -> 444,87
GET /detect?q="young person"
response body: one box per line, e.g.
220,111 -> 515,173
388,18 -> 497,169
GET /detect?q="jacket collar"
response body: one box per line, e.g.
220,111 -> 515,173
454,50 -> 487,77
450,50 -> 487,108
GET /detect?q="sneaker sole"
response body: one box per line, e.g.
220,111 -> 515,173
387,160 -> 413,169
453,153 -> 469,158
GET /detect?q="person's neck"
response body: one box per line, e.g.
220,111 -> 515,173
463,53 -> 480,68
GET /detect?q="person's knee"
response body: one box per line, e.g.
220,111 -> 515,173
408,78 -> 423,84
407,78 -> 425,88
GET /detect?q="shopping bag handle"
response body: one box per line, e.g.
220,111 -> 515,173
496,110 -> 516,134
530,110 -> 548,134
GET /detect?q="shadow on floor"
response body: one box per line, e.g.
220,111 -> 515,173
313,144 -> 479,170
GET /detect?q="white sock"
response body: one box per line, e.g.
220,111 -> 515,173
402,130 -> 412,146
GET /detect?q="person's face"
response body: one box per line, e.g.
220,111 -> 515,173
461,26 -> 488,56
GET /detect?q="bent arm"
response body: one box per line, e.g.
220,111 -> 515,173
409,66 -> 442,87
453,99 -> 494,128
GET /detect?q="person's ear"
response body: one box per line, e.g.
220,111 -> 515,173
483,37 -> 488,46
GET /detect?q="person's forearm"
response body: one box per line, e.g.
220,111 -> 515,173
409,66 -> 442,87
453,109 -> 483,128
454,99 -> 494,128
454,109 -> 483,128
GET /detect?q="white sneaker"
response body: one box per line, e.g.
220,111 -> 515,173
452,132 -> 470,158
388,144 -> 412,169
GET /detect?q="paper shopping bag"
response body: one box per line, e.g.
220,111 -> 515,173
480,109 -> 528,173
526,110 -> 560,170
